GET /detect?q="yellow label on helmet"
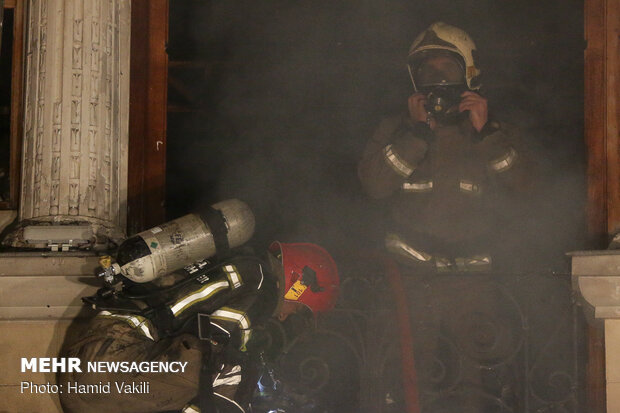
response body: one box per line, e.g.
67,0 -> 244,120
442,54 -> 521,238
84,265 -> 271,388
284,280 -> 308,301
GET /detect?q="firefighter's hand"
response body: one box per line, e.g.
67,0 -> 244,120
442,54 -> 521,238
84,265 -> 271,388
459,91 -> 488,132
408,93 -> 436,130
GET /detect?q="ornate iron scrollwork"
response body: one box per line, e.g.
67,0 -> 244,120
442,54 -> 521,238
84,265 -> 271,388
252,259 -> 583,412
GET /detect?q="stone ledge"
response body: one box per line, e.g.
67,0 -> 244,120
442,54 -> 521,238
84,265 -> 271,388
570,250 -> 620,276
0,254 -> 101,320
0,252 -> 101,277
570,251 -> 620,322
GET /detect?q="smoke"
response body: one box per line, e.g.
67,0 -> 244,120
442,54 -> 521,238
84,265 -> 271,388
164,1 -> 586,410
167,0 -> 585,265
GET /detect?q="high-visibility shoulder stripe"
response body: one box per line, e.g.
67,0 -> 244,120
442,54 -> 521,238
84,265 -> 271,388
489,147 -> 517,173
225,365 -> 242,375
98,311 -> 155,341
214,375 -> 242,387
211,307 -> 252,350
223,264 -> 243,289
459,179 -> 481,194
385,233 -> 432,262
213,365 -> 242,387
383,144 -> 415,177
455,254 -> 492,271
402,180 -> 433,192
211,308 -> 250,329
170,281 -> 229,317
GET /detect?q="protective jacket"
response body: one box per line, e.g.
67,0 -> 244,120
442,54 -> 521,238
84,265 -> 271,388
60,255 -> 278,413
358,113 -> 532,268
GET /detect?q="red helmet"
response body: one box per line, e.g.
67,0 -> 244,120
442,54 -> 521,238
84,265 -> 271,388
269,242 -> 340,314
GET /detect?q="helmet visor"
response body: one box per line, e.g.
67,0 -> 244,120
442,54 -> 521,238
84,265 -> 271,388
411,51 -> 465,89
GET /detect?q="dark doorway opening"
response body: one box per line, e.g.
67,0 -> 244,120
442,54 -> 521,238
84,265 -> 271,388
165,2 -> 585,411
166,1 -> 585,255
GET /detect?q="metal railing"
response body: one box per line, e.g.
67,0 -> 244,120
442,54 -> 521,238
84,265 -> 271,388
253,261 -> 584,413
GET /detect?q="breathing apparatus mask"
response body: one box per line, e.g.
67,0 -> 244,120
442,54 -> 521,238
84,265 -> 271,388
409,50 -> 469,122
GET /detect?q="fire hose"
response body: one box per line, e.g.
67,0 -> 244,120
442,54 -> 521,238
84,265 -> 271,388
382,256 -> 421,413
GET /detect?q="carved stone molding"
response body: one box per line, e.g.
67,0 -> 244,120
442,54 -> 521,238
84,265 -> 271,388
10,0 -> 130,246
571,250 -> 620,413
571,250 -> 620,323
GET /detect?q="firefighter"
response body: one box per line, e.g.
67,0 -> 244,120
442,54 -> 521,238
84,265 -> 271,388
358,21 -> 532,272
59,242 -> 340,413
358,22 -> 534,408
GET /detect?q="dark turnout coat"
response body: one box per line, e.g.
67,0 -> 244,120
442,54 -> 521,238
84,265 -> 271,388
60,255 -> 279,413
358,113 -> 534,264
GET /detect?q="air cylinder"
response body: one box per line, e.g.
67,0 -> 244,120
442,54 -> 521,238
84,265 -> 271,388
111,199 -> 255,283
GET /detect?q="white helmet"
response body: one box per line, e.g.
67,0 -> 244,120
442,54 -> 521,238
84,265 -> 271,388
407,22 -> 481,91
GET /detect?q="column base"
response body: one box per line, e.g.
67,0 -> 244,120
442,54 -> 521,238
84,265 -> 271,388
2,216 -> 125,250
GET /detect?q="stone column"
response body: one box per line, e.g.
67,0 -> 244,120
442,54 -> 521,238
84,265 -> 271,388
5,0 -> 130,248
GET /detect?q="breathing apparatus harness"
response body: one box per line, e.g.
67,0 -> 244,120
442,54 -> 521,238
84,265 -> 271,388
87,254 -> 269,413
